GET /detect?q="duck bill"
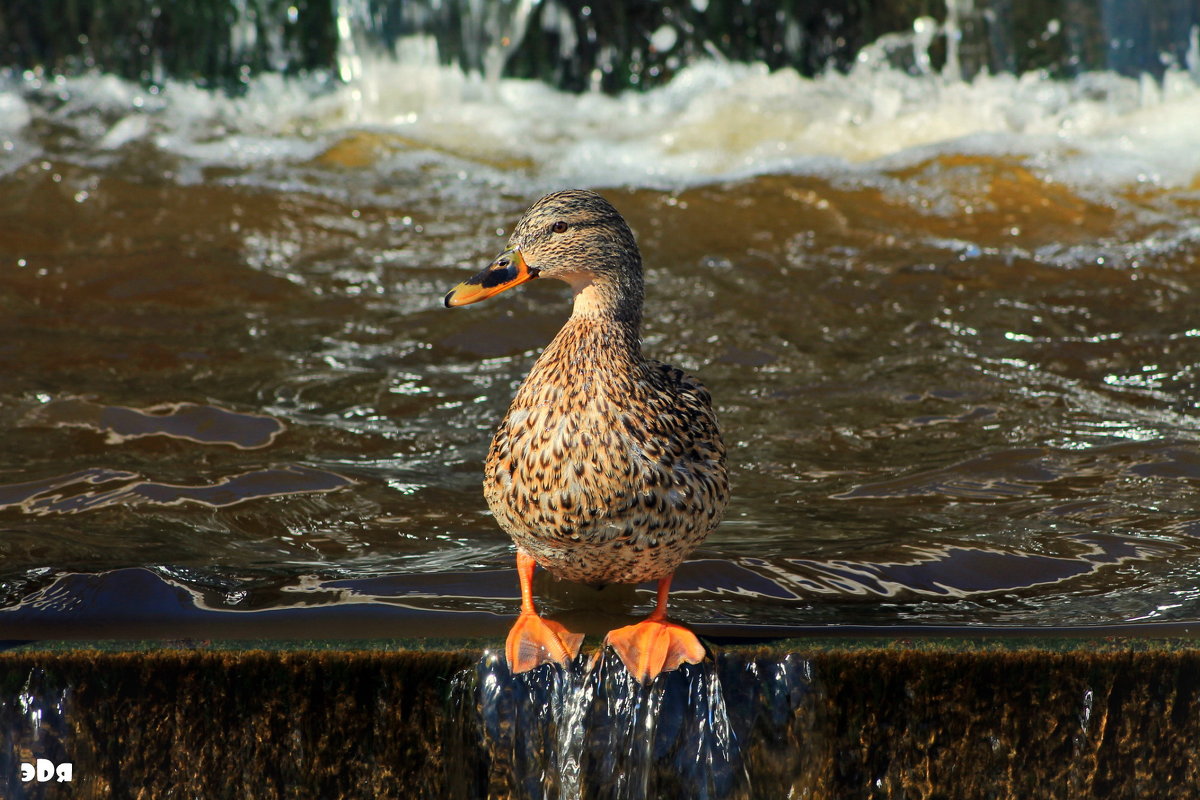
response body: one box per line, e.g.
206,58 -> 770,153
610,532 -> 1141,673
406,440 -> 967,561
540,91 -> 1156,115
444,247 -> 538,308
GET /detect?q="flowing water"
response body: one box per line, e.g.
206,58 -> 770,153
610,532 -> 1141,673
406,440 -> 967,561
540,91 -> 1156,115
452,649 -> 822,799
460,651 -> 753,799
4,2 -> 1200,640
2,1 -> 1200,793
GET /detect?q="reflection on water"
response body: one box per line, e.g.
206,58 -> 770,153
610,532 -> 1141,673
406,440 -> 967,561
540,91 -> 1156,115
0,465 -> 352,516
23,398 -> 285,449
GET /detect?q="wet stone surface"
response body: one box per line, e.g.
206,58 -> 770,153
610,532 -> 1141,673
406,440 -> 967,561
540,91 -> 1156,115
3,643 -> 1200,799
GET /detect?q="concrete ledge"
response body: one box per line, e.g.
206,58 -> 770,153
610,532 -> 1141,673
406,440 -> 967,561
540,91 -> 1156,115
2,641 -> 1197,798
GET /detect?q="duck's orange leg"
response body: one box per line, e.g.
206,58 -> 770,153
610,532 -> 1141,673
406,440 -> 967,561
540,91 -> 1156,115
605,575 -> 706,683
505,551 -> 584,673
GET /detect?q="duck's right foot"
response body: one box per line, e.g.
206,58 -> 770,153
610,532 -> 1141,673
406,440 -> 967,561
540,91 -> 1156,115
505,611 -> 584,673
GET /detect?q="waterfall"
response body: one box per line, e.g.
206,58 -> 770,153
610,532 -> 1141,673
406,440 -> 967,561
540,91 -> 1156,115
4,1 -> 1199,91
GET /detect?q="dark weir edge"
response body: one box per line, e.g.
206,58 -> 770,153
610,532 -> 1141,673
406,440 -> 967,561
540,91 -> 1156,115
8,619 -> 1200,655
6,639 -> 1200,798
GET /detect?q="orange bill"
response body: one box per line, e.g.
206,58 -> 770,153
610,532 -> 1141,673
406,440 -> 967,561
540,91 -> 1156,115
444,247 -> 538,308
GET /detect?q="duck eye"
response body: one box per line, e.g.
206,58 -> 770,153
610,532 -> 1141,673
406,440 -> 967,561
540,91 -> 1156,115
551,221 -> 568,233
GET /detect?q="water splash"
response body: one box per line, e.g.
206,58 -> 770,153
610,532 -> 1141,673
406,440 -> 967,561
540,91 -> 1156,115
451,649 -> 821,799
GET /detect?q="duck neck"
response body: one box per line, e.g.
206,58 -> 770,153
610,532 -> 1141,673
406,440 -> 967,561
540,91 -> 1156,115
530,273 -> 643,381
566,273 -> 644,332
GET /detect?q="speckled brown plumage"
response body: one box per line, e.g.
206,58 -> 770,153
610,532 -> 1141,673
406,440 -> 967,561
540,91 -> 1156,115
485,314 -> 726,585
474,190 -> 729,586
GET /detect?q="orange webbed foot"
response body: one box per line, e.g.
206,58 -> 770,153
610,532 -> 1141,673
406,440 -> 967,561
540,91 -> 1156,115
505,611 -> 585,673
604,617 -> 706,683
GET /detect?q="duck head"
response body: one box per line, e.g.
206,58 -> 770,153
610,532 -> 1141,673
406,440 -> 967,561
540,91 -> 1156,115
444,190 -> 643,318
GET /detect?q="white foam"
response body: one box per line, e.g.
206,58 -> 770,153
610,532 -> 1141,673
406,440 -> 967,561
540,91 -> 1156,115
3,35 -> 1199,196
289,53 -> 1200,193
0,91 -> 31,134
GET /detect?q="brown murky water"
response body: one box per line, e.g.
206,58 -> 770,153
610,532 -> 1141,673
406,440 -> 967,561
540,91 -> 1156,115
2,111 -> 1200,640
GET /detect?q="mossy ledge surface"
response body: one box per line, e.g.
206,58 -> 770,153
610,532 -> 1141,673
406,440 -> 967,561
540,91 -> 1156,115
3,641 -> 1200,798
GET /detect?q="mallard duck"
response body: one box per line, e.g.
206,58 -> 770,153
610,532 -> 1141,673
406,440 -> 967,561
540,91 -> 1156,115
444,190 -> 728,682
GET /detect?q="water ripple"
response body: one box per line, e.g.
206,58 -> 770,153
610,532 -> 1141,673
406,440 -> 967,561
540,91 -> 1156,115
23,398 -> 284,449
0,466 -> 353,516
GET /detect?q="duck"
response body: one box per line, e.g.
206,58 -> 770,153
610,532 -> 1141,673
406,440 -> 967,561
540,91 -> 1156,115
444,189 -> 728,682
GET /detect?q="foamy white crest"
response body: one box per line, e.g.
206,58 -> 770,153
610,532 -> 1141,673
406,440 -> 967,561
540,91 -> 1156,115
0,92 -> 32,134
3,34 -> 1199,194
352,51 -> 1200,192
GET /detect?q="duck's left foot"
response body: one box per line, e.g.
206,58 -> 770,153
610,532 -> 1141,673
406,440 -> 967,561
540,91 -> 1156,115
505,611 -> 584,673
604,618 -> 706,683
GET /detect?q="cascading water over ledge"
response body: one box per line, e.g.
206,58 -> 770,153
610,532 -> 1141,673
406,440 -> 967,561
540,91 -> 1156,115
4,642 -> 1200,798
459,650 -> 759,800
3,0 -> 1199,91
